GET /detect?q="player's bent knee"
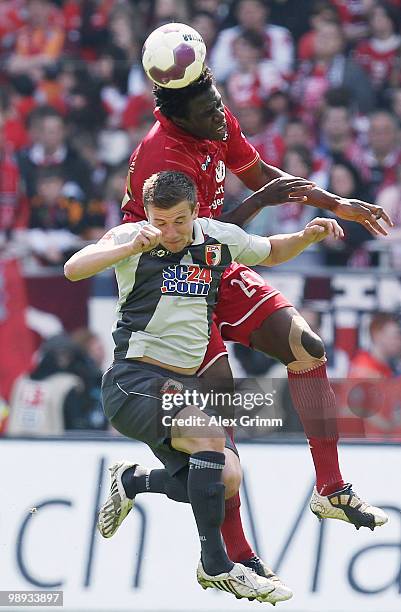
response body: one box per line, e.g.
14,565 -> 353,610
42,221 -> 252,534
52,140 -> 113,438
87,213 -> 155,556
223,450 -> 242,498
288,314 -> 326,372
201,435 -> 226,454
302,329 -> 325,358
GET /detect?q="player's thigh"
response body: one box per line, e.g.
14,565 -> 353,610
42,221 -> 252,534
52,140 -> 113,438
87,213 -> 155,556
250,306 -> 296,364
171,399 -> 240,456
102,361 -> 188,453
197,324 -> 235,439
171,405 -> 226,455
199,354 -> 233,385
250,306 -> 325,366
199,351 -> 234,405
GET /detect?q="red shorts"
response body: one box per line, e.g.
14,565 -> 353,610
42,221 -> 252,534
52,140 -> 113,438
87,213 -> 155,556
198,263 -> 292,374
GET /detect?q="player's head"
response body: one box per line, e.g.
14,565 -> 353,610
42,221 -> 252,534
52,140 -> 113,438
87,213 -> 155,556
27,105 -> 66,152
153,67 -> 227,141
143,171 -> 199,252
235,0 -> 269,30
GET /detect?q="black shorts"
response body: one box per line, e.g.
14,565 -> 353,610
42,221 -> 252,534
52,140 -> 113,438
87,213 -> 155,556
101,360 -> 237,476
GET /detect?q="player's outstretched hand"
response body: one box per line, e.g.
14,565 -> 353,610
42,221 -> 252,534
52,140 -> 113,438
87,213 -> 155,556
303,217 -> 344,243
131,224 -> 162,254
258,176 -> 315,205
332,198 -> 393,236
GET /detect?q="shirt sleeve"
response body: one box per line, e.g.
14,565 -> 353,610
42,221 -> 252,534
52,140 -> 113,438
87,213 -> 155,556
234,230 -> 271,266
111,221 -> 147,274
97,223 -> 141,269
225,107 -> 260,175
110,223 -> 141,246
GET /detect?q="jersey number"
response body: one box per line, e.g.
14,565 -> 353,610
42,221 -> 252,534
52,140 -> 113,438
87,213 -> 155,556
230,270 -> 262,298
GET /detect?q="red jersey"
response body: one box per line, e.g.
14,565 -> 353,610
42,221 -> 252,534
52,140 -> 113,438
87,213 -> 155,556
354,38 -> 401,88
331,0 -> 366,28
122,106 -> 259,222
349,350 -> 393,378
0,149 -> 28,231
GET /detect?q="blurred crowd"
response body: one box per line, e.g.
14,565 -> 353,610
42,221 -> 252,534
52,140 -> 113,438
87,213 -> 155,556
7,329 -> 108,435
1,0 -> 401,265
1,0 -> 401,437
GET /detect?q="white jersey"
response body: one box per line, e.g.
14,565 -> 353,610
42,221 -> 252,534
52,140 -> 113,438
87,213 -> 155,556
110,217 -> 271,369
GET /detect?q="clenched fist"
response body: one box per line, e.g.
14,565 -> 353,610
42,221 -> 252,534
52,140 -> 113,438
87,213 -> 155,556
130,224 -> 162,255
302,218 -> 344,243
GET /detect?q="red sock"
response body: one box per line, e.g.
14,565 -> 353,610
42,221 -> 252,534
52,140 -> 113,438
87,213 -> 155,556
221,427 -> 255,561
221,492 -> 255,562
287,362 -> 345,496
308,437 -> 344,495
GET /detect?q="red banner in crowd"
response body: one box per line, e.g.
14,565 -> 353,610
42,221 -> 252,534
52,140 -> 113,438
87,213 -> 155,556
0,259 -> 34,402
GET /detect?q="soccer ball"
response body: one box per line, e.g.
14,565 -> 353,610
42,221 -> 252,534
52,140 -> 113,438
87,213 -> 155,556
142,23 -> 206,89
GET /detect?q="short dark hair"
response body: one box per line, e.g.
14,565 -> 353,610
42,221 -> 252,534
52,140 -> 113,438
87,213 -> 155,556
27,105 -> 64,129
311,0 -> 340,21
373,1 -> 400,33
236,29 -> 265,51
143,171 -> 197,211
153,67 -> 214,120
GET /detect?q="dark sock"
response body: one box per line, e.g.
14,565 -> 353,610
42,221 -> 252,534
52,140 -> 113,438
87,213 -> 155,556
188,451 -> 233,576
122,464 -> 255,564
122,467 -> 162,498
164,467 -> 189,502
122,466 -> 189,502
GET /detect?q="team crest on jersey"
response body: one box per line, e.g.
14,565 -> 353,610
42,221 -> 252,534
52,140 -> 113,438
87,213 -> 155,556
160,378 -> 184,396
205,244 -> 222,266
215,160 -> 226,183
161,264 -> 212,296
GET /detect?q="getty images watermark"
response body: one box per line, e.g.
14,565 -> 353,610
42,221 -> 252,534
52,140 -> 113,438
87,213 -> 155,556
161,388 -> 283,429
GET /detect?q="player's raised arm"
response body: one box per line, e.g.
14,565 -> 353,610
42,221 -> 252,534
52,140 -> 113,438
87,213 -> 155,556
229,158 -> 393,236
220,174 -> 316,227
260,217 -> 344,267
64,225 -> 161,281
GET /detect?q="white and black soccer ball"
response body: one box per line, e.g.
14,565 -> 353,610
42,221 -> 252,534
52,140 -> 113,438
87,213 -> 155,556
142,23 -> 206,89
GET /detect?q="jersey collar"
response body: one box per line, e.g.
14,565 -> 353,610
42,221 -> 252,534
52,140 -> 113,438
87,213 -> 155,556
191,219 -> 205,245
